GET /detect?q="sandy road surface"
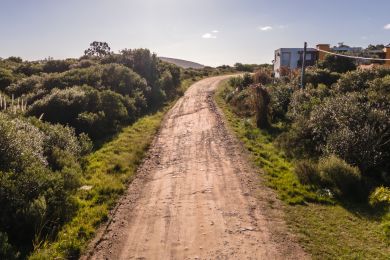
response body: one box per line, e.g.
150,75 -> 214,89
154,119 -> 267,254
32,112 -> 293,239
84,76 -> 308,260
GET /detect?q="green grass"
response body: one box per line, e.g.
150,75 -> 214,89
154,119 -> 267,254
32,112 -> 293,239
215,80 -> 331,205
30,108 -> 169,259
215,80 -> 390,259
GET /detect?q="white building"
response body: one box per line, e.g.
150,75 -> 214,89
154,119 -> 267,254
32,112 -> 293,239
273,48 -> 318,78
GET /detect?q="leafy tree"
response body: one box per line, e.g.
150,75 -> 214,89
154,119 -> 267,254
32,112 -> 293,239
366,44 -> 385,51
5,57 -> 22,63
84,41 -> 111,57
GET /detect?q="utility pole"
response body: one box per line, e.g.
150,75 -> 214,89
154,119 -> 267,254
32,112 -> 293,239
300,42 -> 307,89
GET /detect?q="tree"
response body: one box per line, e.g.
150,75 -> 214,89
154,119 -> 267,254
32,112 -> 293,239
84,41 -> 111,57
366,44 -> 385,51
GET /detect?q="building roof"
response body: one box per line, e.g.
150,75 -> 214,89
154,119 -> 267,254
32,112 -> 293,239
275,48 -> 318,52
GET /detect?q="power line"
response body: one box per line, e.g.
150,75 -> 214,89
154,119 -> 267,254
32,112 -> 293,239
316,48 -> 390,61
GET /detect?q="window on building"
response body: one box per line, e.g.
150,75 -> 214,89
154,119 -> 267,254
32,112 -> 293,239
281,52 -> 291,66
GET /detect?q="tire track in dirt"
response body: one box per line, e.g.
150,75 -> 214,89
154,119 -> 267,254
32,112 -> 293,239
83,76 -> 308,260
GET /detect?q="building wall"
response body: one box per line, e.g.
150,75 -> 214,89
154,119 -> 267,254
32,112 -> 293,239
386,47 -> 390,67
274,49 -> 282,77
317,44 -> 330,61
274,48 -> 317,78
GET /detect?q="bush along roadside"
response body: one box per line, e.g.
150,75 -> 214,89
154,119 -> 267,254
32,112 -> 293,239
216,76 -> 390,259
29,106 -> 170,259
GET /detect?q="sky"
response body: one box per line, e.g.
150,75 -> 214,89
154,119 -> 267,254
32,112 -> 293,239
0,0 -> 389,66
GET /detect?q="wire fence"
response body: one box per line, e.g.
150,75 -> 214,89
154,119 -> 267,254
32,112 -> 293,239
316,48 -> 390,61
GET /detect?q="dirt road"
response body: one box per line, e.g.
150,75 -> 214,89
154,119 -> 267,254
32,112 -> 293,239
84,76 -> 308,259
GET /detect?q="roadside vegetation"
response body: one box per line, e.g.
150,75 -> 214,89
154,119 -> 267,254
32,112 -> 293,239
30,110 -> 167,259
0,42 -> 242,259
216,55 -> 390,258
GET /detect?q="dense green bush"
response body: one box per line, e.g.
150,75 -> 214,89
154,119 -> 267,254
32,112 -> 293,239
369,186 -> 390,208
0,46 -> 185,258
318,54 -> 356,73
335,67 -> 390,93
6,75 -> 43,97
295,160 -> 321,186
318,155 -> 362,197
101,64 -> 148,96
14,62 -> 43,76
228,73 -> 253,91
0,68 -> 14,91
304,68 -> 340,87
0,232 -> 17,259
234,63 -> 271,72
282,68 -> 390,180
42,59 -> 75,73
268,84 -> 293,121
227,66 -> 390,203
0,113 -> 88,257
253,68 -> 273,85
369,186 -> 390,238
27,86 -> 140,139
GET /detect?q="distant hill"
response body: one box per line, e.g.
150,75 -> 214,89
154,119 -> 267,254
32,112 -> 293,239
159,57 -> 205,69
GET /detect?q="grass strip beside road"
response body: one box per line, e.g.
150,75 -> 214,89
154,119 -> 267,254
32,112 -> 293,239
30,107 -> 170,259
215,80 -> 390,259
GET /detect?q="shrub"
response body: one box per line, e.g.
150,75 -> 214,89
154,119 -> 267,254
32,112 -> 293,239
0,68 -> 14,91
295,160 -> 321,185
101,64 -> 148,96
369,186 -> 390,207
14,62 -> 43,76
369,186 -> 390,239
268,84 -> 293,121
6,75 -> 43,96
234,63 -> 253,72
228,73 -> 253,91
0,113 -> 83,256
43,59 -> 74,73
253,68 -> 272,85
318,54 -> 356,73
0,114 -> 47,172
309,93 -> 388,173
0,232 -> 17,259
304,68 -> 340,87
335,66 -> 390,93
318,155 -> 362,198
228,87 -> 255,117
28,86 -> 133,139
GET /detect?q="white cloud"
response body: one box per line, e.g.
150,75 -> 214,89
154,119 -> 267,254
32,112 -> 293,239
384,24 -> 390,30
259,26 -> 273,31
202,32 -> 217,39
212,30 -> 219,33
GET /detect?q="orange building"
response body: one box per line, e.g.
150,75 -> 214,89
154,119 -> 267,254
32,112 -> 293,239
316,44 -> 330,61
385,45 -> 390,67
